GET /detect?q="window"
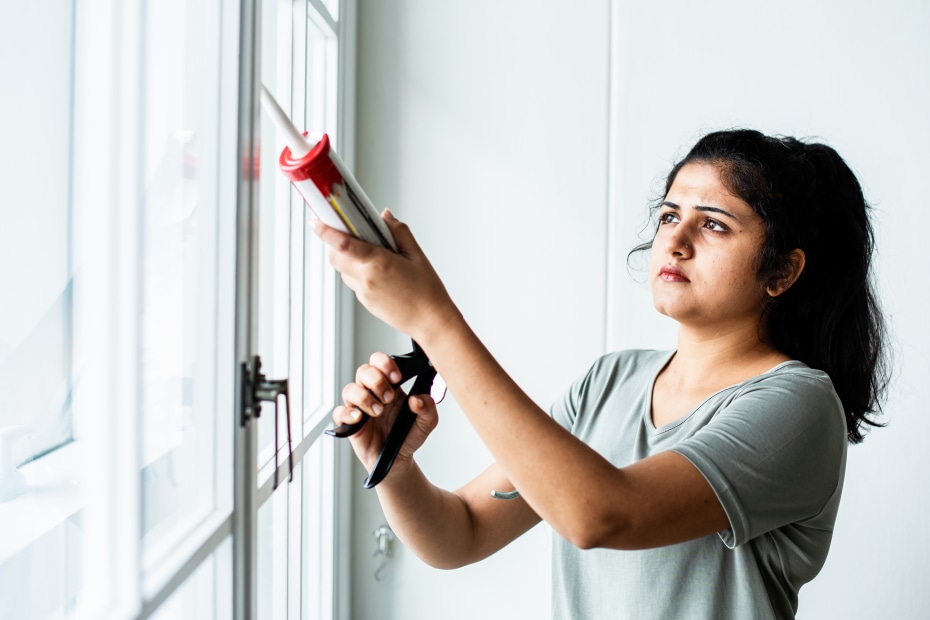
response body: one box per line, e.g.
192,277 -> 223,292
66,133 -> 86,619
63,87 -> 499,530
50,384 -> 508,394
0,0 -> 74,477
0,1 -> 356,618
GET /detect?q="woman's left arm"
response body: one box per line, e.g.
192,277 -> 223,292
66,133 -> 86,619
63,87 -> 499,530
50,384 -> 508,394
313,212 -> 729,550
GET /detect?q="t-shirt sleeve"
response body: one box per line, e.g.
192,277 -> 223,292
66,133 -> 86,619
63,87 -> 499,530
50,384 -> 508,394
549,351 -> 639,433
672,371 -> 847,548
549,361 -> 589,432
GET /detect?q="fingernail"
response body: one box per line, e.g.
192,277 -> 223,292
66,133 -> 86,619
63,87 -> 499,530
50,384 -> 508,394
411,396 -> 423,408
372,402 -> 383,415
383,208 -> 395,221
349,408 -> 361,421
309,217 -> 322,235
389,371 -> 401,383
382,390 -> 393,403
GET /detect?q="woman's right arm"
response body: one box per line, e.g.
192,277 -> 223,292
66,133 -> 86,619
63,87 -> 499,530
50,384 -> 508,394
375,460 -> 541,569
337,354 -> 541,569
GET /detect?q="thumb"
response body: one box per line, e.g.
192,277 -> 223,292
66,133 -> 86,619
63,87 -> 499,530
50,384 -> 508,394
381,209 -> 421,257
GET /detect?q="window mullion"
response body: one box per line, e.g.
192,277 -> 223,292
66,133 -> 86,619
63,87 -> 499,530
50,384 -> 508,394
333,3 -> 357,616
232,0 -> 262,617
113,0 -> 145,612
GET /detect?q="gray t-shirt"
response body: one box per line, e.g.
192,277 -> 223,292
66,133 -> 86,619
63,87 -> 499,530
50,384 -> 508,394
549,349 -> 847,620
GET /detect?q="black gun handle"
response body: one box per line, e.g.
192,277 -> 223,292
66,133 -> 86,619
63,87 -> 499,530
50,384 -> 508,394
362,368 -> 437,488
362,403 -> 417,488
324,408 -> 369,438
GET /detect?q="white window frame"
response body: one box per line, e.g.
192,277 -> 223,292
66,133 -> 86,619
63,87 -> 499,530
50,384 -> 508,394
0,1 -> 357,618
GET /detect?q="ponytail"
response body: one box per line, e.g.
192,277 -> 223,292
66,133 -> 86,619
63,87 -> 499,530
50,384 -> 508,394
764,140 -> 889,443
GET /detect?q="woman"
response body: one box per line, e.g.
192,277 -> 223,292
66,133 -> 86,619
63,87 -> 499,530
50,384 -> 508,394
312,129 -> 888,619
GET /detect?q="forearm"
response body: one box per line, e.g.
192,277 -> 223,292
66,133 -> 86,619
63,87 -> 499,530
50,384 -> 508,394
415,316 -> 631,547
374,459 -> 482,569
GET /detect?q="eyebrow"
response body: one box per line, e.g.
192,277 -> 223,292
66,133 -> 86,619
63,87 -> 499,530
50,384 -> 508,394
660,201 -> 741,222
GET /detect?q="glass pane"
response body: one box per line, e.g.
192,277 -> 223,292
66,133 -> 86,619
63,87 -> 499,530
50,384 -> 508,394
320,0 -> 340,23
303,219 -> 336,426
257,0 -> 296,480
0,0 -> 73,465
301,437 -> 335,619
0,2 -> 77,615
256,438 -> 337,620
139,0 -> 225,570
257,484 -> 289,620
149,537 -> 232,620
0,507 -> 82,618
303,11 -> 339,429
306,13 -> 339,144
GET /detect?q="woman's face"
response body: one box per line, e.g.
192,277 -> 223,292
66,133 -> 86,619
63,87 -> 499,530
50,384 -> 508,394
649,162 -> 768,329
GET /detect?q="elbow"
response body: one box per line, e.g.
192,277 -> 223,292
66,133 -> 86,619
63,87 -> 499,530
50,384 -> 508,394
564,527 -> 609,551
422,551 -> 487,570
564,530 -> 600,551
423,556 -> 469,570
559,510 -> 632,551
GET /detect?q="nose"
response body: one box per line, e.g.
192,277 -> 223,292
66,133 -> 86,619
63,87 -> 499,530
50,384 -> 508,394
664,226 -> 693,259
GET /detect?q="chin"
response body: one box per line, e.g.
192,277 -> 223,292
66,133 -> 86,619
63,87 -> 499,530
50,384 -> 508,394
651,301 -> 675,319
652,300 -> 696,324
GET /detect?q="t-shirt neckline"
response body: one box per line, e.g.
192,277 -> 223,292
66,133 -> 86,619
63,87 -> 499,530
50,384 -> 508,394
643,350 -> 803,433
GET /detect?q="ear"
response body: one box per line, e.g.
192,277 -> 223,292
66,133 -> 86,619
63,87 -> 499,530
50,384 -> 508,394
766,249 -> 806,297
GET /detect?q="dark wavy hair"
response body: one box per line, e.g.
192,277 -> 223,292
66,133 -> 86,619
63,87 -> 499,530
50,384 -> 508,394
630,129 -> 889,443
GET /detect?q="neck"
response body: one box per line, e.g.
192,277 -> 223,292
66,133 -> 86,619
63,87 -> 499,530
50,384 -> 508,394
667,320 -> 787,388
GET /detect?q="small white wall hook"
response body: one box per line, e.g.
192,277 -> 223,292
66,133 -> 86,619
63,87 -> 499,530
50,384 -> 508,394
373,524 -> 395,558
372,524 -> 395,583
374,558 -> 393,583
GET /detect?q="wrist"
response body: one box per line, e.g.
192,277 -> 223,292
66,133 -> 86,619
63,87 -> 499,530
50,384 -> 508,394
411,298 -> 466,352
375,455 -> 419,491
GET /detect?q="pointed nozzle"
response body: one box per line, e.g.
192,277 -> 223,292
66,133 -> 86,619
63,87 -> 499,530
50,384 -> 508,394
259,84 -> 312,159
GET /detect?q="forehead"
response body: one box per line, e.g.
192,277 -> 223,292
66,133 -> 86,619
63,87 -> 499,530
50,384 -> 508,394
666,162 -> 754,214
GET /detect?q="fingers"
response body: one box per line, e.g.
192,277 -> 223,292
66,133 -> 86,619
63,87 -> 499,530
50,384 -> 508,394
332,404 -> 365,426
333,356 -> 441,472
369,351 -> 402,384
309,218 -> 356,254
339,353 -> 403,420
342,376 -> 390,417
312,208 -> 420,267
309,218 -> 380,273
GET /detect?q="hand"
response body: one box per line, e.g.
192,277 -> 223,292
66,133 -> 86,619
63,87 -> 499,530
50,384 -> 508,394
311,210 -> 461,343
334,351 -> 439,476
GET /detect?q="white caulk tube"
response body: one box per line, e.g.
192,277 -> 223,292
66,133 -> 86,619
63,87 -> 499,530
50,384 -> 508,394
259,85 -> 397,252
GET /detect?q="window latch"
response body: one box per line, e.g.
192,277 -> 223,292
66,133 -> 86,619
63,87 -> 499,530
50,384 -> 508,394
242,355 -> 293,487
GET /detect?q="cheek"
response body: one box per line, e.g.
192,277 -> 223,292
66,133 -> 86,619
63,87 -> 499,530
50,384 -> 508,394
647,247 -> 661,276
724,264 -> 747,285
722,263 -> 766,304
724,269 -> 754,293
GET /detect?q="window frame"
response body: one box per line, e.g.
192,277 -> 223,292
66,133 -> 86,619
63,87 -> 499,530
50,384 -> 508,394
1,0 -> 356,618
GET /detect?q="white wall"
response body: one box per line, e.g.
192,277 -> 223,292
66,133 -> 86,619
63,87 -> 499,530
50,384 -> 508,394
352,1 -> 930,618
350,2 -> 609,618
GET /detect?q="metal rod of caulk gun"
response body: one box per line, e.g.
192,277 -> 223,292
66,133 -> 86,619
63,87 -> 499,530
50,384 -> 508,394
259,84 -> 312,159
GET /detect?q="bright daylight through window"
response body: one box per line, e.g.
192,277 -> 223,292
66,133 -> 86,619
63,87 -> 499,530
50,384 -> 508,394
0,0 -> 350,618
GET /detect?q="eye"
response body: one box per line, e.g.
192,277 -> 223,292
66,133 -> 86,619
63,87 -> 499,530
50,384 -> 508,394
703,218 -> 728,232
658,211 -> 679,225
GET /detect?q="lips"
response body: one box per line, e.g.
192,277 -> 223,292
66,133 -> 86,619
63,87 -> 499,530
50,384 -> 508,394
659,265 -> 690,282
